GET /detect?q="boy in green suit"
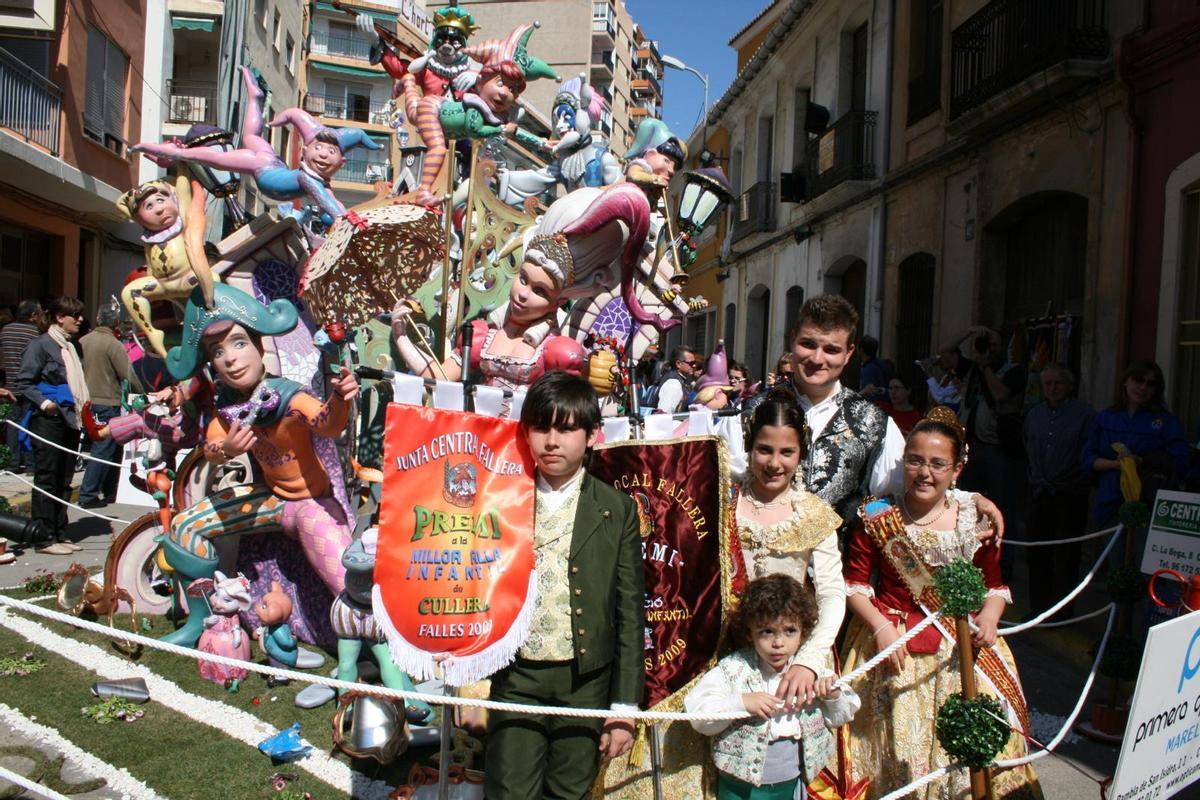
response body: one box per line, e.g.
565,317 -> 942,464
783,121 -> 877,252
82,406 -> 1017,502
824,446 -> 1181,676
485,372 -> 645,799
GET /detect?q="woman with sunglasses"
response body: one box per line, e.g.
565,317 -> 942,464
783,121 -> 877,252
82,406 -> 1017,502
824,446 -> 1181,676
14,297 -> 89,555
1083,359 -> 1190,528
841,407 -> 1042,799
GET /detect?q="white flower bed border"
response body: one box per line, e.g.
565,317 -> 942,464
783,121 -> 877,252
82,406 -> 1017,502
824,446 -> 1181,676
0,607 -> 394,799
0,702 -> 165,800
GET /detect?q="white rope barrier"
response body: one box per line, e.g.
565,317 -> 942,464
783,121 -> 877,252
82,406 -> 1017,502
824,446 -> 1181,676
1000,603 -> 1114,630
839,612 -> 943,686
0,471 -> 134,525
874,604 -> 1118,799
1001,524 -> 1119,547
994,604 -> 1117,768
0,763 -> 71,800
877,766 -> 957,800
997,526 -> 1123,636
4,419 -> 123,468
0,591 -> 932,724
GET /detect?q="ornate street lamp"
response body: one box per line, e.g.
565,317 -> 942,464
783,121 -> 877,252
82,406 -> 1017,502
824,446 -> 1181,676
666,166 -> 734,282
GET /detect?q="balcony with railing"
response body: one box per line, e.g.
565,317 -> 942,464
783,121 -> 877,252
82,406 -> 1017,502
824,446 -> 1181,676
950,0 -> 1109,119
335,158 -> 392,185
591,16 -> 615,39
731,181 -> 776,244
0,47 -> 61,155
805,110 -> 877,200
631,73 -> 661,99
166,80 -> 218,125
310,30 -> 374,62
304,92 -> 390,125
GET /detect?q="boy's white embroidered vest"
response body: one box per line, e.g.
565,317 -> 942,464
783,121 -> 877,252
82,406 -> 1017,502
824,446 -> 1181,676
709,649 -> 834,786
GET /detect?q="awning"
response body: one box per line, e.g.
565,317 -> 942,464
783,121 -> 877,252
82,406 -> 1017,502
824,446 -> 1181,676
172,17 -> 215,32
316,1 -> 395,24
310,60 -> 382,79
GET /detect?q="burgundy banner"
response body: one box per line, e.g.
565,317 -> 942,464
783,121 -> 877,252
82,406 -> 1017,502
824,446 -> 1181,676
590,437 -> 738,710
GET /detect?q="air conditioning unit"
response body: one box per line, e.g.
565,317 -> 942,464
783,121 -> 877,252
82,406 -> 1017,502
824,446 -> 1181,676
170,95 -> 207,122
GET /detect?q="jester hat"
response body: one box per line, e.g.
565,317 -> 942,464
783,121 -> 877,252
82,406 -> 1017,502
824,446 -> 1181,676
166,283 -> 299,381
268,109 -> 383,154
466,23 -> 558,82
692,341 -> 732,394
624,118 -> 687,163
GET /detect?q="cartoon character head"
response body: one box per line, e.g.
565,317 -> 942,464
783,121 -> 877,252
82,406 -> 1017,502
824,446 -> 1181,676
302,130 -> 347,180
117,181 -> 180,233
210,570 -> 252,615
431,5 -> 478,63
166,283 -> 297,381
625,118 -> 687,181
553,75 -> 606,139
256,581 -> 293,626
476,60 -> 526,115
203,322 -> 266,394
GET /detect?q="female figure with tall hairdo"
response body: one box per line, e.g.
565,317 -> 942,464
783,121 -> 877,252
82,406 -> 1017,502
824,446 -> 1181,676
391,184 -> 653,390
841,408 -> 1042,799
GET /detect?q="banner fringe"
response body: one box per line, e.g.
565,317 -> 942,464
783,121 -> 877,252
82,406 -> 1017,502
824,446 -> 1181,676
372,574 -> 539,687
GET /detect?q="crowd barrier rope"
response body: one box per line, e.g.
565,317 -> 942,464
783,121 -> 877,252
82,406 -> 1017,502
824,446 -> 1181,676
4,419 -> 124,468
1001,524 -> 1120,547
996,526 -> 1123,636
0,470 -> 134,525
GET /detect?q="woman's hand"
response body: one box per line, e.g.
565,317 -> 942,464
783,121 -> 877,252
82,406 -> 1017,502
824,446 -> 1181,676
813,674 -> 842,700
973,610 -> 999,649
742,692 -> 783,719
974,494 -> 1005,545
390,299 -> 413,339
775,664 -> 818,709
875,622 -> 908,673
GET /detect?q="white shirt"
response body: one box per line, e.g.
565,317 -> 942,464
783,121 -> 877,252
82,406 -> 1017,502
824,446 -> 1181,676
685,661 -> 860,738
534,468 -> 585,513
798,380 -> 905,497
656,376 -> 685,413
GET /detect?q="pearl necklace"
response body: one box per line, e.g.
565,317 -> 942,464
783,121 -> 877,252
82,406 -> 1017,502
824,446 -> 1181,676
901,496 -> 951,528
740,484 -> 791,511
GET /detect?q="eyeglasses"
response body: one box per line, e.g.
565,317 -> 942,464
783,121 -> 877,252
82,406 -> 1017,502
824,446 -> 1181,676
903,455 -> 956,474
681,360 -> 698,367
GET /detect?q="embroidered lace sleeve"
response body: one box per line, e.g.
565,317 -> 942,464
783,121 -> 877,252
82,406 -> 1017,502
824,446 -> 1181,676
793,532 -> 846,676
843,523 -> 878,598
968,501 -> 1011,603
683,660 -> 742,736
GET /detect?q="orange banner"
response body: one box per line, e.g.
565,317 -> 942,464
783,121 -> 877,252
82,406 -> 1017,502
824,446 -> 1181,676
373,403 -> 537,686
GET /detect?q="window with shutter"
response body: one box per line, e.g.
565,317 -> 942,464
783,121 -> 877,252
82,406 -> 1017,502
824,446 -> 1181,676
83,24 -> 128,152
104,40 -> 127,148
84,25 -> 106,138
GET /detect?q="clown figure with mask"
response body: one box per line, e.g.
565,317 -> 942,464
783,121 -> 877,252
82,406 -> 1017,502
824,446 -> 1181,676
158,284 -> 358,648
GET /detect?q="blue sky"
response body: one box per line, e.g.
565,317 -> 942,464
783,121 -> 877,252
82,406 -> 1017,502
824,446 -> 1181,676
626,0 -> 761,140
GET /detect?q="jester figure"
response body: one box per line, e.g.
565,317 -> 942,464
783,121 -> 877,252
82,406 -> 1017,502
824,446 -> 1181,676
362,10 -> 557,205
158,284 -> 357,648
494,74 -> 621,206
132,67 -> 381,229
117,176 -> 219,356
